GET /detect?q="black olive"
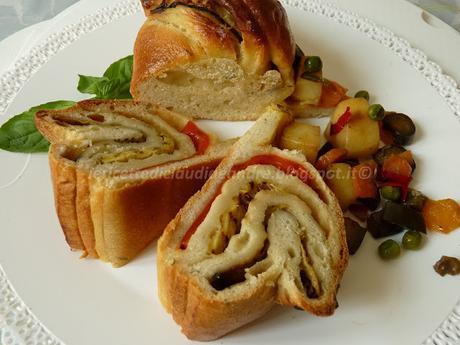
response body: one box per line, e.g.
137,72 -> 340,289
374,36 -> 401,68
344,218 -> 367,255
383,112 -> 416,145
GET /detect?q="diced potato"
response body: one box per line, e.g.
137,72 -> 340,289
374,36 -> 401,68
280,122 -> 321,162
330,98 -> 369,122
325,98 -> 380,159
291,55 -> 323,105
326,163 -> 357,210
292,77 -> 323,105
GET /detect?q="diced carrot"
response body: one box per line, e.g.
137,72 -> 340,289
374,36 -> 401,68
398,150 -> 415,166
382,154 -> 413,178
352,162 -> 378,199
319,80 -> 348,108
315,148 -> 348,171
423,199 -> 460,234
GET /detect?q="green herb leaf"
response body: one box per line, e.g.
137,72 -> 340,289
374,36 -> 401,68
77,75 -> 106,95
77,55 -> 133,99
0,100 -> 75,153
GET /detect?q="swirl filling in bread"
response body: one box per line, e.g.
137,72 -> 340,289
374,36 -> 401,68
158,105 -> 348,340
36,100 -> 231,267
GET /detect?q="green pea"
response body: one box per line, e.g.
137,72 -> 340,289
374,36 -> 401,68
402,231 -> 423,250
304,56 -> 323,73
355,90 -> 370,101
380,186 -> 402,202
368,104 -> 385,121
378,239 -> 401,260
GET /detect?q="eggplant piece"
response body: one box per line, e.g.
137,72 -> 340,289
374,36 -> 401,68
316,142 -> 334,161
406,189 -> 428,211
210,267 -> 246,291
383,112 -> 416,145
343,159 -> 360,167
382,202 -> 426,233
359,193 -> 381,211
344,218 -> 367,255
367,210 -> 404,239
373,145 -> 406,166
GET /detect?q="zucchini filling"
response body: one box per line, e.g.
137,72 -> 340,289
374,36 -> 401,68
52,113 -> 178,164
205,179 -> 323,299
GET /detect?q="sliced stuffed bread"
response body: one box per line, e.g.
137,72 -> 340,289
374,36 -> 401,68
36,100 -> 232,267
157,105 -> 349,340
131,0 -> 347,120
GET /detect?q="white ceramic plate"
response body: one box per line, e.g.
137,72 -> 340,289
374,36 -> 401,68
1,1 -> 460,344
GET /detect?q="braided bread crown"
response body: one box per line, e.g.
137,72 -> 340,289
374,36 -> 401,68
131,0 -> 297,120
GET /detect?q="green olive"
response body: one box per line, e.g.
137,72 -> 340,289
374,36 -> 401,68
355,90 -> 370,101
368,104 -> 385,121
304,56 -> 323,73
402,230 -> 423,250
380,186 -> 401,202
378,239 -> 401,260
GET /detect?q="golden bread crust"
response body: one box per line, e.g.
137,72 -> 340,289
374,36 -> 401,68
37,100 -> 228,267
49,148 -> 85,252
131,0 -> 296,120
157,106 -> 348,340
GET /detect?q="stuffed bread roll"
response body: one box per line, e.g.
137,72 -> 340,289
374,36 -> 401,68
36,100 -> 232,267
131,0 -> 347,120
158,105 -> 349,340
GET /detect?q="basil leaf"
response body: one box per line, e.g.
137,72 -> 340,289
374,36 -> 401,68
77,55 -> 133,99
103,55 -> 133,81
0,100 -> 75,153
77,75 -> 107,95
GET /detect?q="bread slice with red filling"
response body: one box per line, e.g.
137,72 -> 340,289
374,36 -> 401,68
157,105 -> 349,340
36,99 -> 233,267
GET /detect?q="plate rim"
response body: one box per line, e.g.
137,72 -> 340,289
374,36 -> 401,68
0,0 -> 459,344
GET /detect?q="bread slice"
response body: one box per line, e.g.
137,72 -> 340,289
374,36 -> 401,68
36,100 -> 233,267
131,0 -> 296,120
157,105 -> 349,340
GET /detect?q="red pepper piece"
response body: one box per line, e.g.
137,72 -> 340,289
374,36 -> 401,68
181,121 -> 210,155
380,172 -> 413,201
330,107 -> 352,135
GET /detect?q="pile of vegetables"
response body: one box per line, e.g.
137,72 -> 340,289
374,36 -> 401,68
280,82 -> 460,265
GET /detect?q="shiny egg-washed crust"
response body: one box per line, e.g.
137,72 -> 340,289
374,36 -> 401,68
131,0 -> 296,120
158,106 -> 348,340
136,0 -> 295,80
37,99 -> 233,267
